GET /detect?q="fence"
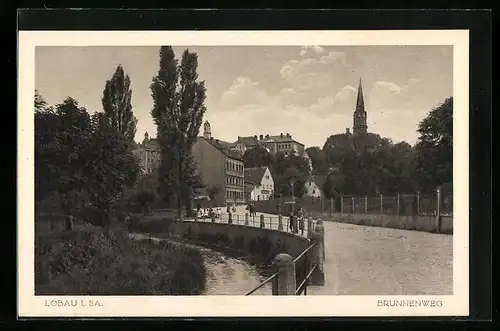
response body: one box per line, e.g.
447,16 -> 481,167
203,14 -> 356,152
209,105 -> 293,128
252,191 -> 453,217
190,210 -> 317,240
246,222 -> 326,296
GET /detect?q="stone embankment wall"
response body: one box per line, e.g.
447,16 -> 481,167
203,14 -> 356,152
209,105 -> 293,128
130,218 -> 311,265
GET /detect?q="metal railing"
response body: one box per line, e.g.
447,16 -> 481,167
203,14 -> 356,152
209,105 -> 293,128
190,211 -> 316,239
245,242 -> 318,296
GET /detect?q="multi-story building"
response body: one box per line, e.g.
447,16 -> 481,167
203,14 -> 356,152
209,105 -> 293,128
244,166 -> 274,201
234,133 -> 305,156
192,121 -> 245,207
133,131 -> 161,173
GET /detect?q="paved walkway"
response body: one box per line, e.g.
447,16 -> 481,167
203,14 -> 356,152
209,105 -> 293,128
223,205 -> 453,295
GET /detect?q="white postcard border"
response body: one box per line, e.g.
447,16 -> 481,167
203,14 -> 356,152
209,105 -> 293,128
18,30 -> 469,317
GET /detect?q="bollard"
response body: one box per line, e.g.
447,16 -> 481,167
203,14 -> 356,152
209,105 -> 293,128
260,214 -> 265,228
272,253 -> 296,295
245,213 -> 249,226
278,214 -> 283,230
314,220 -> 325,261
307,217 -> 313,238
65,214 -> 74,231
310,232 -> 325,286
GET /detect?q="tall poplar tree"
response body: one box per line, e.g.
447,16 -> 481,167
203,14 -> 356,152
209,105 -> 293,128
102,65 -> 138,145
150,47 -> 206,217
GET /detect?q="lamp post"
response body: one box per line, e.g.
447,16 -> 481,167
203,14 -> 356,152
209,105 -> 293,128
436,186 -> 442,233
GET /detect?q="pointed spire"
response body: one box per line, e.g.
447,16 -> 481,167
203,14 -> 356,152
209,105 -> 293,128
356,78 -> 364,111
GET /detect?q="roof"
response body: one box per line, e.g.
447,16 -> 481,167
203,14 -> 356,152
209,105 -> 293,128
244,167 -> 268,185
199,137 -> 243,161
234,136 -> 262,147
244,183 -> 256,194
265,134 -> 304,146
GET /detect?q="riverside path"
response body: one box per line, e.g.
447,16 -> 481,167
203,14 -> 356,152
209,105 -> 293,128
224,205 -> 453,295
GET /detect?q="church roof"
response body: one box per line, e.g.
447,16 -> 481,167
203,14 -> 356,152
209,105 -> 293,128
355,78 -> 365,113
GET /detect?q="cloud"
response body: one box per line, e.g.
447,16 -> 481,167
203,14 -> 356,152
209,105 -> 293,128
219,76 -> 269,109
299,45 -> 326,57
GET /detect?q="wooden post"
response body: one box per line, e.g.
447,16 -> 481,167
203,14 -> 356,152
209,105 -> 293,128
65,214 -> 74,231
245,213 -> 249,226
272,253 -> 296,295
417,191 -> 420,215
340,195 -> 344,214
436,187 -> 442,233
194,212 -> 198,222
351,196 -> 355,213
397,193 -> 400,214
380,194 -> 383,213
364,195 -> 368,213
278,214 -> 283,230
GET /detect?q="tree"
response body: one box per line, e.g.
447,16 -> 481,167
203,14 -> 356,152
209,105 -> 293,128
35,90 -> 48,113
414,97 -> 453,193
305,146 -> 329,173
35,97 -> 93,214
206,185 -> 221,206
272,152 -> 310,198
84,112 -> 141,225
150,47 -> 206,218
243,146 -> 275,168
132,190 -> 157,215
101,65 -> 138,145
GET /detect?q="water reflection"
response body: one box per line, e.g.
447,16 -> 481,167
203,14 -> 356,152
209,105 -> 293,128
201,248 -> 272,295
129,233 -> 272,295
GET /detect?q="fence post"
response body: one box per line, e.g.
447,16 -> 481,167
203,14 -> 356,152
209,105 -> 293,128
310,231 -> 325,286
340,195 -> 344,214
278,214 -> 283,230
436,187 -> 442,233
364,195 -> 368,213
417,191 -> 420,215
380,194 -> 383,213
397,193 -> 400,214
245,213 -> 249,225
260,214 -> 265,228
307,217 -> 313,238
272,253 -> 296,295
65,214 -> 74,231
351,196 -> 355,213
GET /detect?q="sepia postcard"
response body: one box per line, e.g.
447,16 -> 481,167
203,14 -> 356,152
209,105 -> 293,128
18,30 -> 469,317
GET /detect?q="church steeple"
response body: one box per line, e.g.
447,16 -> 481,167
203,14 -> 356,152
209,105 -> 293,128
353,78 -> 368,135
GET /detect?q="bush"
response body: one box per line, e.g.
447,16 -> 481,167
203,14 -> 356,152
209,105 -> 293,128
35,222 -> 206,295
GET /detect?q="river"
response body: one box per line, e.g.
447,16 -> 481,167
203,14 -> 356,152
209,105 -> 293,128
129,233 -> 272,295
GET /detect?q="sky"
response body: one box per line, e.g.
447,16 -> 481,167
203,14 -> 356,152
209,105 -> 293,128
35,45 -> 453,148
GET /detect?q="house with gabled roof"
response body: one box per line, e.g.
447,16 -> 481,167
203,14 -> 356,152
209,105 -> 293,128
244,166 -> 274,201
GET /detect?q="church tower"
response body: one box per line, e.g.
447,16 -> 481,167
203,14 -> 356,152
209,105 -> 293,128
353,78 -> 368,135
203,120 -> 211,139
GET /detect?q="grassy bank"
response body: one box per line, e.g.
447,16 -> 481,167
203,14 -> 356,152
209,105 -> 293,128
35,219 -> 207,295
